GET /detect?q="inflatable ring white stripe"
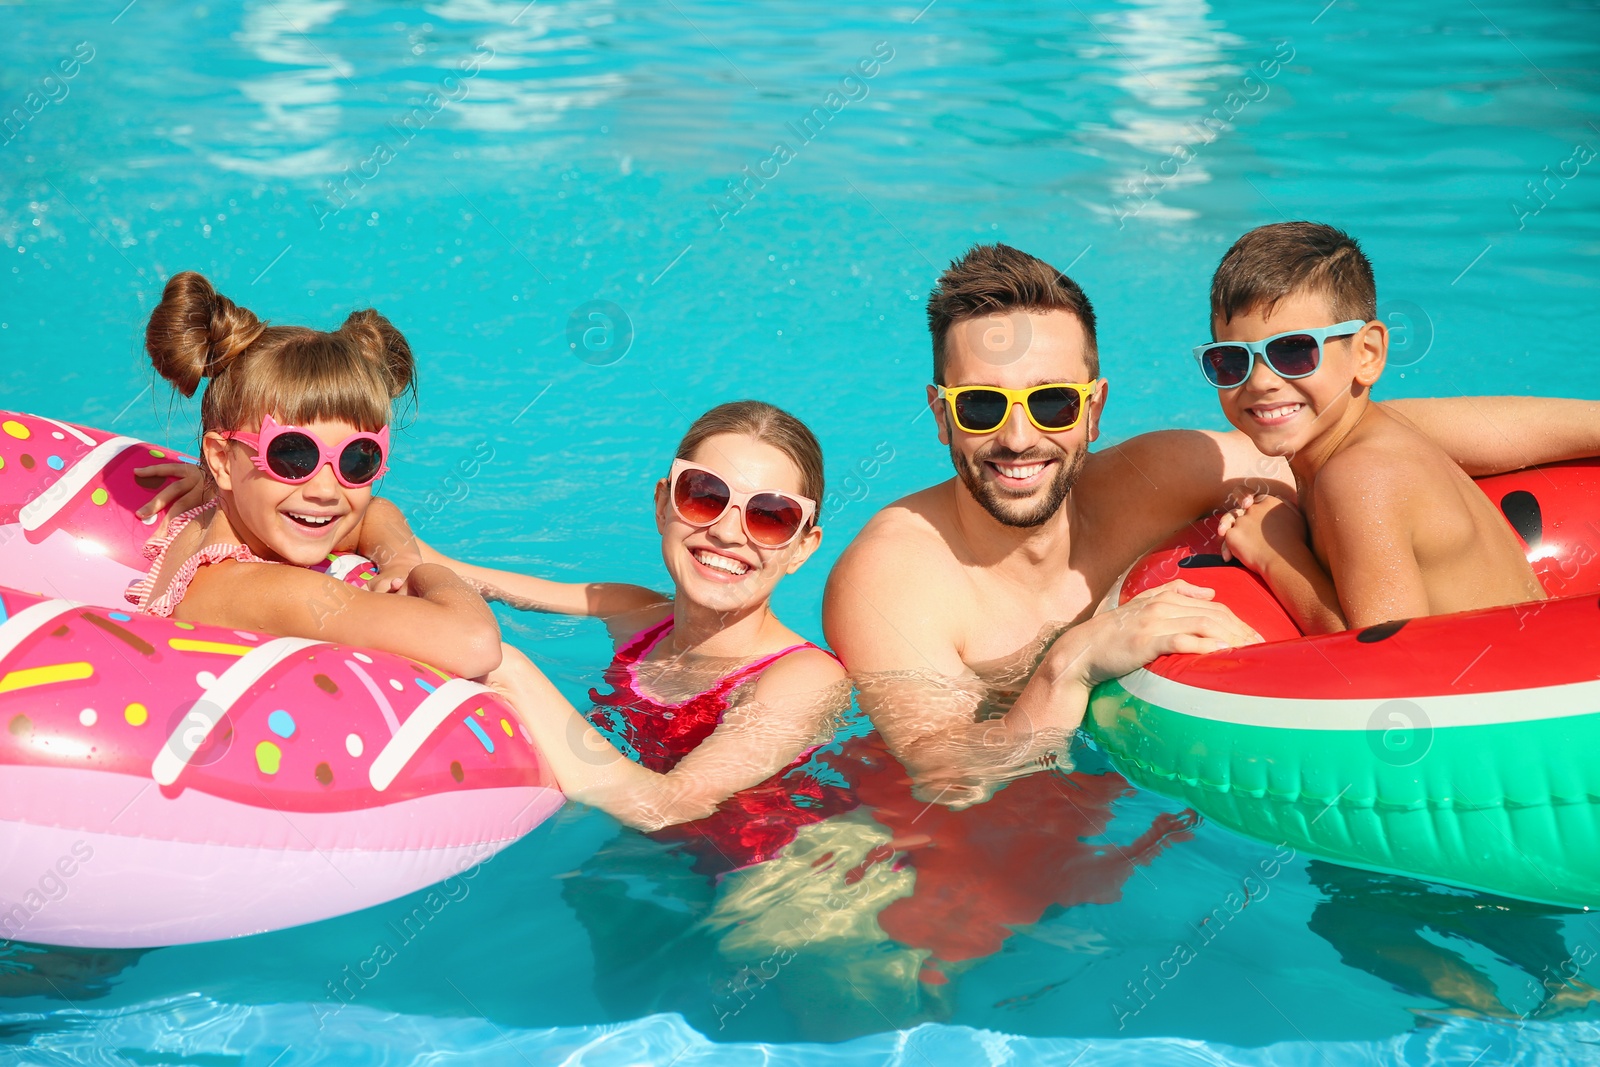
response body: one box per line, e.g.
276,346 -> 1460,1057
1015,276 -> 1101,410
151,636 -> 326,786
19,436 -> 142,533
0,599 -> 85,663
37,417 -> 97,447
369,677 -> 493,792
1119,667 -> 1600,731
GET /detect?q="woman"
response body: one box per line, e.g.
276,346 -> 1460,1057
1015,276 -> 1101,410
429,400 -> 854,862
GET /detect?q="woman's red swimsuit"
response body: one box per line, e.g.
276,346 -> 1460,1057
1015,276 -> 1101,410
585,617 -> 854,877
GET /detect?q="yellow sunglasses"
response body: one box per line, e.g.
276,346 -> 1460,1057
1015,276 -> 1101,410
937,381 -> 1100,435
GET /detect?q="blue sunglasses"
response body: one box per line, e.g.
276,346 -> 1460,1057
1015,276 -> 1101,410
1193,320 -> 1368,389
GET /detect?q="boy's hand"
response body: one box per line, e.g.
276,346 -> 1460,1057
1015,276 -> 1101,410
1218,494 -> 1306,572
134,461 -> 209,538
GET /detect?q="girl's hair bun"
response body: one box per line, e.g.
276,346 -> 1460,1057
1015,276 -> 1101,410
338,308 -> 416,399
145,271 -> 266,398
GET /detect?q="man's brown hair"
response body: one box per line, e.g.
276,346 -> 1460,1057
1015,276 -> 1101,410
926,243 -> 1098,384
1210,221 -> 1377,328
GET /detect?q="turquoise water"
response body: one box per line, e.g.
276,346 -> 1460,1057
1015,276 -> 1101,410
5,0 -> 1600,1062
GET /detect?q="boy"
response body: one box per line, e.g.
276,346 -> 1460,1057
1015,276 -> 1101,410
1199,221 -> 1544,632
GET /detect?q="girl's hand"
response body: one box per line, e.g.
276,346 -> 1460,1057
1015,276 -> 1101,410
134,461 -> 208,537
1219,494 -> 1305,571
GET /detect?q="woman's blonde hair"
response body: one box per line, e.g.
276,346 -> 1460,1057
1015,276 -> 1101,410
675,401 -> 825,510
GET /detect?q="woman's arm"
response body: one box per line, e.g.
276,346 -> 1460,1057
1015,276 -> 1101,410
418,540 -> 667,640
353,497 -> 425,591
489,643 -> 849,830
178,560 -> 504,678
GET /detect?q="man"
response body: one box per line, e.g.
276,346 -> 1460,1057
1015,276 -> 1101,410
824,243 -> 1597,798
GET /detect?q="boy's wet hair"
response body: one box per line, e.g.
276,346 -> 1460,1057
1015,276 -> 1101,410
926,243 -> 1098,384
1210,222 -> 1377,327
145,271 -> 418,479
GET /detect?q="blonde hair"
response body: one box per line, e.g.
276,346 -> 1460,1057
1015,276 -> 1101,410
145,271 -> 416,446
675,401 -> 825,509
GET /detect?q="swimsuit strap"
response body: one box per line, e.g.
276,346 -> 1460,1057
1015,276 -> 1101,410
621,615 -> 838,701
127,500 -> 272,618
707,641 -> 835,696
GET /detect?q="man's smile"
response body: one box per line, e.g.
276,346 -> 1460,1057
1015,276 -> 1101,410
986,457 -> 1055,489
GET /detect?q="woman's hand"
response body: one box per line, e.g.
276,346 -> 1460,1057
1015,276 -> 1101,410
134,461 -> 208,537
356,497 -> 424,594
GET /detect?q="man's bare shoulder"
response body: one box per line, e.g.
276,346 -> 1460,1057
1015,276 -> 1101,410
824,481 -> 971,673
832,483 -> 962,590
1081,428 -> 1245,495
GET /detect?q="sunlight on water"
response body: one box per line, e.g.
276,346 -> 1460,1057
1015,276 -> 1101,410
3,0 -> 1600,1062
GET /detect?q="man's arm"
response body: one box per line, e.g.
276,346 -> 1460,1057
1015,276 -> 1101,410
1384,397 -> 1600,476
822,519 -> 999,789
824,515 -> 1261,802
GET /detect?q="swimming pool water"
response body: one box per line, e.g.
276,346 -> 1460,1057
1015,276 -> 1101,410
3,1 -> 1600,1063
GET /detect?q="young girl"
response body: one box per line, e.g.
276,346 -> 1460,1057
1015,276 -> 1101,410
127,271 -> 500,679
425,402 -> 853,854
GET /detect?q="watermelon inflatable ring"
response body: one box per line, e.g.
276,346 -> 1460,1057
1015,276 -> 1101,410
0,410 -> 563,948
1088,459 -> 1600,909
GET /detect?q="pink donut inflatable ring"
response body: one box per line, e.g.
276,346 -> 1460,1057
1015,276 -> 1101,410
0,410 -> 562,948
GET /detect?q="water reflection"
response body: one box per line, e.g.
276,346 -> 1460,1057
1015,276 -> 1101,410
562,717 -> 1198,1042
1307,862 -> 1600,1021
0,940 -> 146,1002
1081,0 -> 1245,224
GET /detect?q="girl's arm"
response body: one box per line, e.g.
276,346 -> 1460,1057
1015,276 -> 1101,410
489,643 -> 850,830
177,560 -> 503,678
418,540 -> 668,641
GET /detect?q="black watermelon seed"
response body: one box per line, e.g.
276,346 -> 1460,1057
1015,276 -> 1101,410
450,760 -> 464,783
314,762 -> 333,786
1357,619 -> 1408,643
1500,490 -> 1542,549
1179,554 -> 1244,569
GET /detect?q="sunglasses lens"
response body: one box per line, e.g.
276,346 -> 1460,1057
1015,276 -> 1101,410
1026,387 -> 1084,431
339,438 -> 385,485
264,432 -> 321,481
953,389 -> 1009,432
1264,334 -> 1321,378
746,494 -> 806,547
1203,346 -> 1251,388
674,468 -> 731,526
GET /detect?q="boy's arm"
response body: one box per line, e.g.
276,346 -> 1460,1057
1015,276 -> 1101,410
1218,496 -> 1346,634
1308,461 -> 1430,629
1383,397 -> 1600,476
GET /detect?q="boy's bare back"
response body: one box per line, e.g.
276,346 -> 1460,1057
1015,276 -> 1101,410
1306,404 -> 1544,627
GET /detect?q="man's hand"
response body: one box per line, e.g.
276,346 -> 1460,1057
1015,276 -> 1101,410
135,461 -> 208,538
1046,579 -> 1263,689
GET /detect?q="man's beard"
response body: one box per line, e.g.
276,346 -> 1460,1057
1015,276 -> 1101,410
951,441 -> 1086,529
